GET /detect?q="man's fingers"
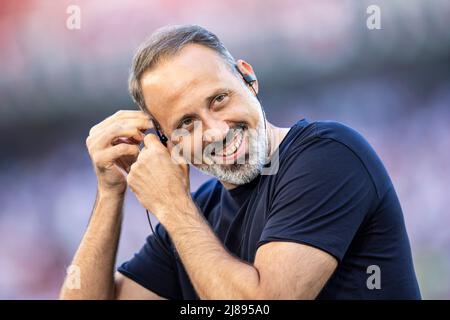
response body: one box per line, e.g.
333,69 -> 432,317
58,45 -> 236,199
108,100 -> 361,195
143,133 -> 163,148
91,117 -> 152,136
90,119 -> 153,148
97,126 -> 144,148
108,110 -> 149,123
112,136 -> 141,146
95,143 -> 140,166
89,110 -> 152,136
135,134 -> 167,162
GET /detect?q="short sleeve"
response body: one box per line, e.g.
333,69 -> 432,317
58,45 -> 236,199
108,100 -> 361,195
117,222 -> 182,299
258,137 -> 376,262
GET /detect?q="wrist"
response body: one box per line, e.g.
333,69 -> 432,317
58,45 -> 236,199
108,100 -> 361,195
88,188 -> 125,229
97,186 -> 126,200
156,194 -> 199,227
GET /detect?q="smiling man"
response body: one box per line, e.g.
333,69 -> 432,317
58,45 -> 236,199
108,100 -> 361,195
60,25 -> 421,300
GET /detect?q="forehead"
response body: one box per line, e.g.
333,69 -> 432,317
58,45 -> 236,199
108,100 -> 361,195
140,44 -> 236,123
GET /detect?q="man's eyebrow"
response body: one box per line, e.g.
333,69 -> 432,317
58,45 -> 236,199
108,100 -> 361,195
171,87 -> 231,129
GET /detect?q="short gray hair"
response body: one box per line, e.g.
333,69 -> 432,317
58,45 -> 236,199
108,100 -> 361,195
128,25 -> 237,112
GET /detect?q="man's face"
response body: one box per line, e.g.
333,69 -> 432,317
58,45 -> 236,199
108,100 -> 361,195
140,44 -> 267,185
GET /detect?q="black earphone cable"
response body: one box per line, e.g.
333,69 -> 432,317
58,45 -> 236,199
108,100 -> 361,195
146,209 -> 173,258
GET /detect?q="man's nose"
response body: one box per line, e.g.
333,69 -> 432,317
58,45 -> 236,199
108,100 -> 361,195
202,119 -> 229,143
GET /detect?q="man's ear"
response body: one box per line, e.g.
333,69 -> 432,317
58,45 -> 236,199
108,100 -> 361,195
236,59 -> 259,94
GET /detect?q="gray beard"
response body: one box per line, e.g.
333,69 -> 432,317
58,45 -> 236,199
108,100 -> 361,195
194,118 -> 267,185
196,161 -> 263,185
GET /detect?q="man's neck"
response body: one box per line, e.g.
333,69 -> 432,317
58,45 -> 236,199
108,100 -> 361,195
266,122 -> 291,161
221,121 -> 291,190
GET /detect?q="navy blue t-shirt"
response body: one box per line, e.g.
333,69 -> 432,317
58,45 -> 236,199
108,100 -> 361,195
118,119 -> 421,299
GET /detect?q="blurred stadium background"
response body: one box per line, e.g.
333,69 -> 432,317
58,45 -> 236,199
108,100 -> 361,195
0,0 -> 449,299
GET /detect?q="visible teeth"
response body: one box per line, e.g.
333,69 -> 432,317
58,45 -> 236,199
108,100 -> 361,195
217,130 -> 243,156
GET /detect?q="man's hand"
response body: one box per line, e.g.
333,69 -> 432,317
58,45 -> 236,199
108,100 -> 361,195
61,110 -> 167,300
127,134 -> 191,220
86,110 -> 152,196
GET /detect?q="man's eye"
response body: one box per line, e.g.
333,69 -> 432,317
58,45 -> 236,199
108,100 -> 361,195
180,118 -> 194,129
214,93 -> 227,104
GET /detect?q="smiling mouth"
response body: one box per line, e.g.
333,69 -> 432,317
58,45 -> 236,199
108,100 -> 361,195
211,125 -> 246,158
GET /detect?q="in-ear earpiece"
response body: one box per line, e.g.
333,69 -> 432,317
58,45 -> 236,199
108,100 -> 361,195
242,73 -> 257,84
235,65 -> 256,85
235,64 -> 258,99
